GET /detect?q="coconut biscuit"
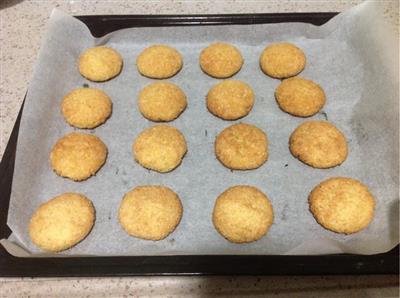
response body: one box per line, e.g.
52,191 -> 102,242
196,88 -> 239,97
200,43 -> 243,78
79,46 -> 123,82
212,185 -> 274,243
61,88 -> 112,129
309,177 -> 375,234
207,80 -> 254,120
133,125 -> 187,173
275,77 -> 325,117
29,193 -> 95,252
136,45 -> 182,79
215,123 -> 268,170
289,121 -> 348,168
119,185 -> 183,240
260,43 -> 305,79
50,132 -> 107,181
138,82 -> 187,122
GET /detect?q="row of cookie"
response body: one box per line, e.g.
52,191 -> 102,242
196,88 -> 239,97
49,125 -> 185,180
78,42 -> 306,82
207,77 -> 326,120
50,119 -> 347,182
216,121 -> 348,169
29,177 -> 375,253
60,80 -> 250,130
60,80 -> 251,130
60,76 -> 326,137
59,84 -> 184,129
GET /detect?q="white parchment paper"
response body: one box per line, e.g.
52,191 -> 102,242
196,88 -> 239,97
3,0 -> 398,256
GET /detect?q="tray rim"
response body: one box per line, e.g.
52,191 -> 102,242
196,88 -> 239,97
75,12 -> 340,37
0,12 -> 398,277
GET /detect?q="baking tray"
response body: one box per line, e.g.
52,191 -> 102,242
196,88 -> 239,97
0,13 -> 398,277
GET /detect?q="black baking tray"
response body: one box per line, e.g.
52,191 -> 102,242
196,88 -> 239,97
0,13 -> 398,277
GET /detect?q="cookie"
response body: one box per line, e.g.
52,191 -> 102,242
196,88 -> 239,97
200,43 -> 243,78
212,185 -> 274,243
79,46 -> 123,82
275,77 -> 326,117
136,45 -> 182,79
138,82 -> 187,122
207,80 -> 254,120
260,43 -> 306,79
29,193 -> 95,252
119,185 -> 183,240
309,177 -> 375,234
215,123 -> 268,170
50,132 -> 108,181
289,121 -> 348,168
61,88 -> 112,129
133,125 -> 187,173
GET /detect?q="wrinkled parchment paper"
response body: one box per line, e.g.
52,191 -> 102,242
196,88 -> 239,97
2,0 -> 398,256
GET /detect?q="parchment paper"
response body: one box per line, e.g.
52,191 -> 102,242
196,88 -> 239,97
3,0 -> 398,256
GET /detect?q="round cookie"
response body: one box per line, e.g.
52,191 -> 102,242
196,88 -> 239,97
207,80 -> 254,120
215,123 -> 268,170
119,185 -> 183,240
260,43 -> 306,79
200,43 -> 243,78
289,121 -> 348,168
50,132 -> 108,181
29,193 -> 95,252
79,46 -> 123,82
133,125 -> 187,173
309,177 -> 375,234
138,82 -> 187,122
61,88 -> 112,129
275,77 -> 326,117
212,185 -> 274,243
136,45 -> 182,79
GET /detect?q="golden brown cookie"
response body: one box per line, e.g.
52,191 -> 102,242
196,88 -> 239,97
309,177 -> 375,234
133,125 -> 187,173
275,77 -> 326,117
260,43 -> 306,79
79,46 -> 123,82
61,88 -> 112,129
138,82 -> 187,122
212,185 -> 274,243
289,121 -> 348,168
119,185 -> 183,240
29,193 -> 95,252
215,123 -> 268,170
200,43 -> 243,78
50,132 -> 108,181
207,80 -> 254,120
136,45 -> 182,79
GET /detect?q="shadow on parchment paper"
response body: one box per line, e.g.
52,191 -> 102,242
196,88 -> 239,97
349,33 -> 399,250
0,0 -> 24,10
